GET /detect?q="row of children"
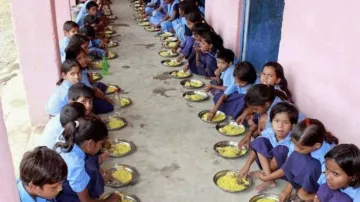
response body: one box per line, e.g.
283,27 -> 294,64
17,1 -> 123,202
141,1 -> 360,201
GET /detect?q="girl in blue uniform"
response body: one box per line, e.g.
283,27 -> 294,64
207,61 -> 257,120
65,45 -> 114,114
79,25 -> 106,59
43,102 -> 86,150
276,119 -> 338,202
66,34 -> 91,59
258,62 -> 293,102
145,0 -> 160,15
315,144 -> 360,202
55,117 -> 121,202
46,60 -> 82,117
236,84 -> 305,150
239,102 -> 299,192
160,0 -> 181,32
205,48 -> 235,95
148,0 -> 168,26
172,1 -> 196,46
17,146 -> 67,202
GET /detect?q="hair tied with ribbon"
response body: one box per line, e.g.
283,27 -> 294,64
74,120 -> 79,128
305,118 -> 311,126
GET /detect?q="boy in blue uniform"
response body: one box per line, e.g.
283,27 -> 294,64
17,146 -> 67,202
76,1 -> 99,27
59,21 -> 79,62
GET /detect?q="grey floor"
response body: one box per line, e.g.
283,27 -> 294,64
100,0 -> 285,201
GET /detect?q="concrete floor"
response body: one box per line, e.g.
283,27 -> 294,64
3,0 -> 286,201
100,0 -> 285,201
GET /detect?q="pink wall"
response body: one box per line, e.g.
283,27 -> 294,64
55,0 -> 72,39
12,0 -> 61,125
278,0 -> 360,145
205,0 -> 243,57
0,100 -> 20,201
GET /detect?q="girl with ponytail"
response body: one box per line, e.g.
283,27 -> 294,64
55,117 -> 120,202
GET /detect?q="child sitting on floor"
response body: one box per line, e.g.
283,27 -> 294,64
46,60 -> 82,116
79,25 -> 107,59
148,0 -> 169,27
65,45 -> 114,114
258,62 -> 293,102
55,117 -> 121,202
271,119 -> 338,202
76,1 -> 99,27
172,1 -> 197,46
206,61 -> 257,121
60,21 -> 79,62
145,0 -> 160,15
204,48 -> 235,95
315,144 -> 360,202
238,102 -> 299,192
17,146 -> 67,202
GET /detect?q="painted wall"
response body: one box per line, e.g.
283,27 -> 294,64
278,0 -> 360,145
12,0 -> 61,125
55,0 -> 72,39
205,0 -> 243,57
0,100 -> 20,201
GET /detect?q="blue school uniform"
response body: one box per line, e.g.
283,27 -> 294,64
281,141 -> 335,194
46,80 -> 72,116
342,187 -> 360,202
89,39 -> 106,58
314,141 -> 335,185
198,5 -> 205,16
160,0 -> 181,32
77,0 -> 91,20
173,17 -> 187,46
59,37 -> 70,62
148,0 -> 168,25
42,114 -> 63,149
317,183 -> 353,202
212,83 -> 251,119
145,0 -> 159,14
221,65 -> 235,88
56,144 -> 104,202
181,36 -> 195,59
251,128 -> 292,170
17,180 -> 52,202
81,69 -> 93,88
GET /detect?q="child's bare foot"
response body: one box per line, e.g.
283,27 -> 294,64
249,170 -> 263,179
255,181 -> 276,193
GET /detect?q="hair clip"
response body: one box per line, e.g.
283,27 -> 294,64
305,118 -> 311,126
74,120 -> 79,128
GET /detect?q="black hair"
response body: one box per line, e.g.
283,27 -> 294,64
68,83 -> 94,102
63,21 -> 79,32
79,25 -> 96,38
325,144 -> 360,188
56,60 -> 80,85
185,11 -> 203,23
83,15 -> 98,26
245,84 -> 290,107
191,22 -> 213,36
269,102 -> 299,124
65,45 -> 86,61
200,31 -> 224,53
178,1 -> 196,15
263,62 -> 292,101
216,48 -> 235,64
55,116 -> 108,153
60,102 -> 86,127
291,118 -> 339,147
20,146 -> 67,187
233,61 -> 257,84
86,1 -> 98,10
67,34 -> 90,49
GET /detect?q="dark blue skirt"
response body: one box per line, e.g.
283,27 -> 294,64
209,80 -> 224,96
317,183 -> 353,202
213,91 -> 245,119
92,82 -> 114,114
56,155 -> 104,202
281,151 -> 322,194
250,137 -> 289,171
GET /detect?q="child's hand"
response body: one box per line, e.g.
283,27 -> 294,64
106,193 -> 122,202
236,113 -> 247,125
183,64 -> 189,72
177,55 -> 184,63
238,135 -> 251,150
204,84 -> 213,92
99,151 -> 110,165
258,172 -> 267,182
105,97 -> 114,104
207,111 -> 215,121
215,69 -> 221,76
279,184 -> 293,202
314,195 -> 320,202
238,167 -> 249,179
